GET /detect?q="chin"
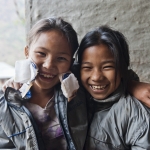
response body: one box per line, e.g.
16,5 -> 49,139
40,85 -> 54,90
34,80 -> 57,90
90,93 -> 109,100
92,96 -> 107,100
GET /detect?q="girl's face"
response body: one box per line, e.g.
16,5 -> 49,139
25,30 -> 72,90
81,44 -> 121,100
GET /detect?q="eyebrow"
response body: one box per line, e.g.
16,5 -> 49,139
58,52 -> 71,55
101,60 -> 115,64
36,47 -> 48,51
81,62 -> 91,65
81,60 -> 115,65
36,47 -> 71,56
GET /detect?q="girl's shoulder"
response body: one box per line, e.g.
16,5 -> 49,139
106,94 -> 150,129
117,94 -> 150,115
116,94 -> 150,146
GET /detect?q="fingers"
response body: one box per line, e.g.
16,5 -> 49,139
68,90 -> 77,102
2,79 -> 12,92
1,78 -> 21,92
2,84 -> 7,92
142,97 -> 150,108
13,82 -> 22,90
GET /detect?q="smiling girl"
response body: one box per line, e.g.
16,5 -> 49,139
0,17 -> 87,150
77,26 -> 150,149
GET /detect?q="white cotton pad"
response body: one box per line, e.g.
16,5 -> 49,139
14,58 -> 38,83
60,73 -> 79,98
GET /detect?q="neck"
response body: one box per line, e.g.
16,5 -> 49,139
93,84 -> 123,103
29,85 -> 54,108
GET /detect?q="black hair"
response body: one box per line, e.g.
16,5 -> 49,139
77,25 -> 130,94
27,17 -> 79,55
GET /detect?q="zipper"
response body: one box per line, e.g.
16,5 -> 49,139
22,106 -> 46,150
54,90 -> 76,150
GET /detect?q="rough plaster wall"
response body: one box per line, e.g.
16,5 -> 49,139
25,0 -> 150,82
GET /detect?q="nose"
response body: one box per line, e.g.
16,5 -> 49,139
42,57 -> 56,70
91,69 -> 104,82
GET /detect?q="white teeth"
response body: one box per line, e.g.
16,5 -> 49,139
40,73 -> 54,78
91,85 -> 107,90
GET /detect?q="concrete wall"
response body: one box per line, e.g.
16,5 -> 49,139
25,0 -> 150,82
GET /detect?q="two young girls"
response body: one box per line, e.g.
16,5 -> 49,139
77,26 -> 150,149
1,17 -> 150,150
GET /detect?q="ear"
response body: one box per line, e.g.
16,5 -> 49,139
24,46 -> 29,59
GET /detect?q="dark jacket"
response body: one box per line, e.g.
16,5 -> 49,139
0,86 -> 88,150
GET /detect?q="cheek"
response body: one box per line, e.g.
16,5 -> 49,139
80,70 -> 87,84
58,61 -> 72,73
31,58 -> 42,70
108,71 -> 121,88
33,59 -> 41,67
28,52 -> 40,64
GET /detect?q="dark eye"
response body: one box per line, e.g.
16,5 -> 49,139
81,66 -> 92,70
36,52 -> 46,56
103,65 -> 114,70
57,57 -> 67,61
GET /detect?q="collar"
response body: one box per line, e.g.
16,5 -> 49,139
93,85 -> 123,103
4,87 -> 26,108
91,84 -> 124,112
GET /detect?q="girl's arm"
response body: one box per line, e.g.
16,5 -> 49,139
2,72 -> 79,102
127,69 -> 150,107
2,71 -> 150,106
128,81 -> 150,107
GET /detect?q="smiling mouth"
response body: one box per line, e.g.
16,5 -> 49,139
90,85 -> 107,90
40,73 -> 55,78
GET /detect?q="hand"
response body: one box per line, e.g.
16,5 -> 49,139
129,81 -> 150,107
59,72 -> 79,100
2,77 -> 22,92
